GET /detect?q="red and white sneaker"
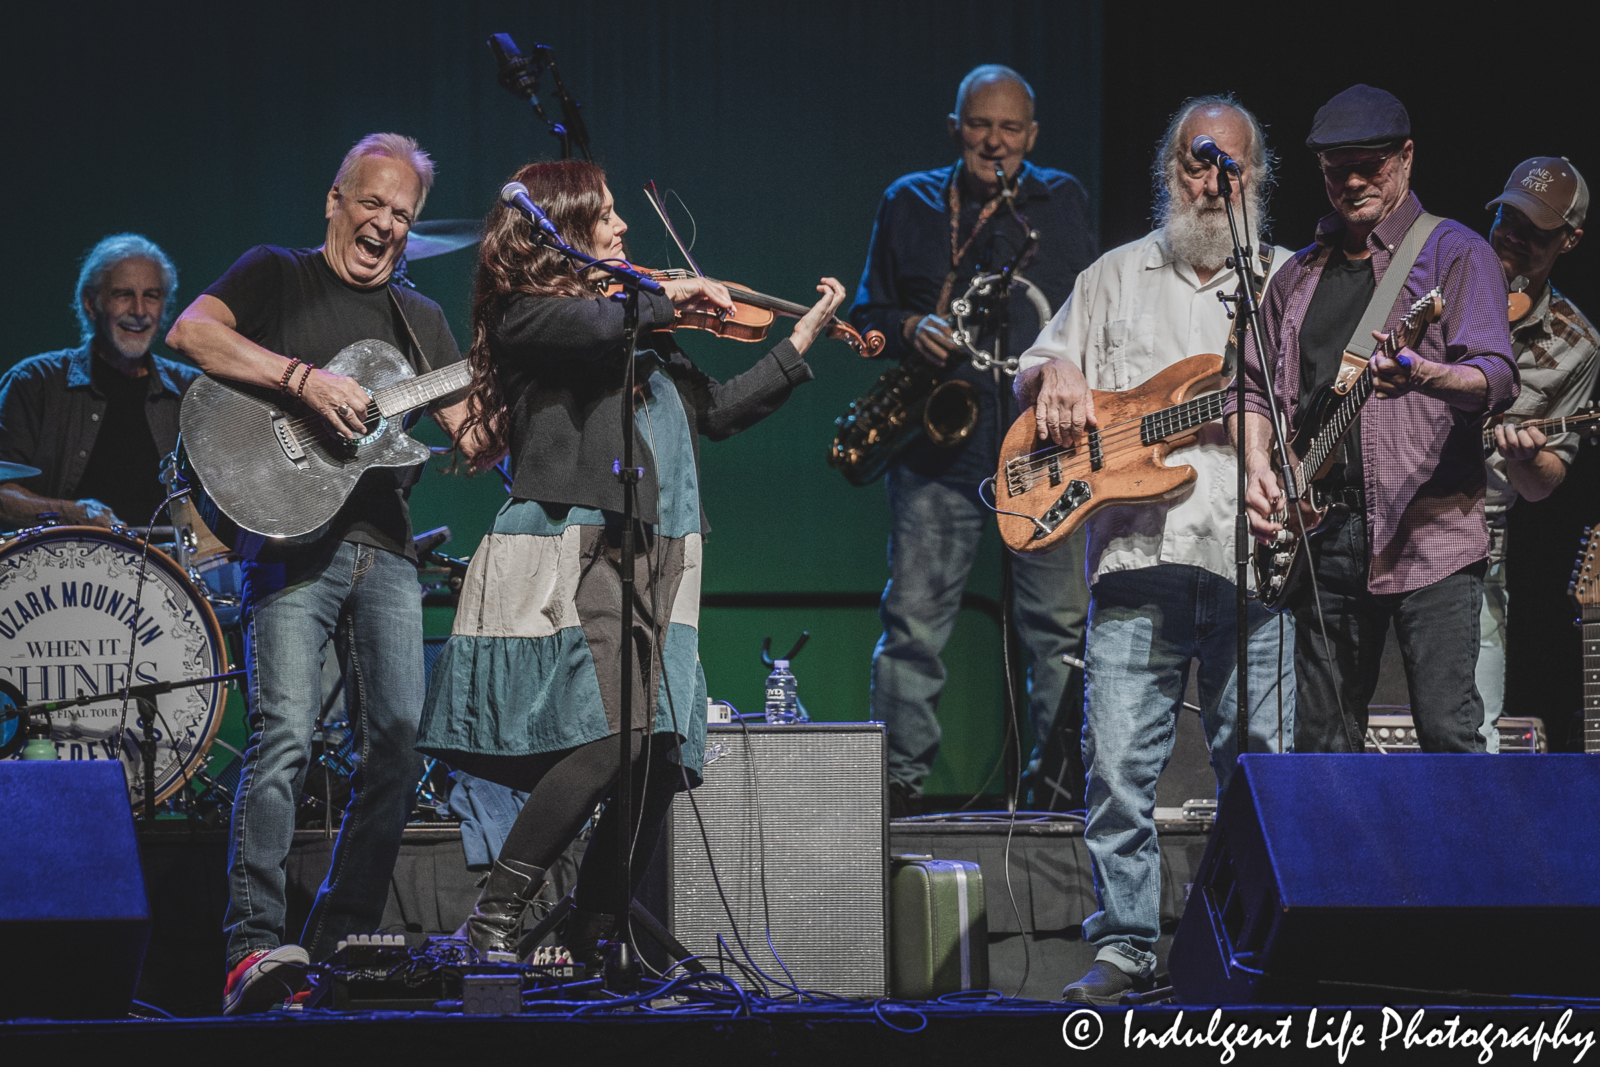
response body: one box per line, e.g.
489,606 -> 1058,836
223,945 -> 310,1016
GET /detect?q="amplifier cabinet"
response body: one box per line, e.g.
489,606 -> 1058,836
668,723 -> 888,998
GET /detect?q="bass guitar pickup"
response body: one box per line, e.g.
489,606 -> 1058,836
1032,479 -> 1091,541
272,412 -> 309,468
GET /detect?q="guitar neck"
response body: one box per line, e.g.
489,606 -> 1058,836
1586,615 -> 1600,754
372,361 -> 473,419
1139,389 -> 1229,445
1482,412 -> 1600,451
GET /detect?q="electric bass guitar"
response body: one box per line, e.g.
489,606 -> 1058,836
1253,288 -> 1444,611
177,339 -> 470,558
1567,525 -> 1600,753
995,353 -> 1229,555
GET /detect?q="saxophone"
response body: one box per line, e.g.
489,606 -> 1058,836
828,231 -> 1040,487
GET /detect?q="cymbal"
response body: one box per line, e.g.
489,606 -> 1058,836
406,219 -> 483,261
0,461 -> 41,481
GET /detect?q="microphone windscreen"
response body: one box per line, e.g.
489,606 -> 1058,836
499,182 -> 529,205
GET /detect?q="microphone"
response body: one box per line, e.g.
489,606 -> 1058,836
1190,135 -> 1241,174
499,182 -> 564,242
995,162 -> 1013,200
488,33 -> 542,101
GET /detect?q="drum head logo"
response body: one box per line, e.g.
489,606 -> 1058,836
0,530 -> 226,805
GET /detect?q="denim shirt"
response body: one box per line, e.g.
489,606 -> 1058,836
849,160 -> 1097,483
0,344 -> 198,501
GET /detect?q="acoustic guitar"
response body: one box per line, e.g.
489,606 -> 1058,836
177,339 -> 470,558
995,353 -> 1229,555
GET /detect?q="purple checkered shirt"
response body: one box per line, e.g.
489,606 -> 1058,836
1228,193 -> 1518,595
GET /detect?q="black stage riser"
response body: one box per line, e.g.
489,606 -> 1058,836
1168,754 -> 1600,1004
0,762 -> 151,1019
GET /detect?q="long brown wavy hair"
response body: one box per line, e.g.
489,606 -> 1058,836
457,159 -> 610,469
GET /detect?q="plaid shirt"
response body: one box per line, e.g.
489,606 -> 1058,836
1230,193 -> 1518,595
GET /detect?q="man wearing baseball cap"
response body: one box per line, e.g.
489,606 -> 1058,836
1231,84 -> 1518,754
1479,158 -> 1596,748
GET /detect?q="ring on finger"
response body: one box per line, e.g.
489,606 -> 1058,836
337,403 -> 349,415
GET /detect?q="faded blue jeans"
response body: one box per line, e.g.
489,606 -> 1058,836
1081,564 -> 1295,979
224,541 -> 424,966
871,467 -> 1089,793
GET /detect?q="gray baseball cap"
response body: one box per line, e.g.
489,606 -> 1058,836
1488,157 -> 1588,230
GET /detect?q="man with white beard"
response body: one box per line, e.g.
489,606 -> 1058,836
1014,95 -> 1296,1004
0,233 -> 198,529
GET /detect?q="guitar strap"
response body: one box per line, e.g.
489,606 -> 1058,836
1341,213 -> 1444,360
387,284 -> 434,375
1222,241 -> 1276,378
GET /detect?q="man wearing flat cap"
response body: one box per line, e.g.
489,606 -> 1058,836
1478,158 -> 1596,748
1231,84 -> 1519,754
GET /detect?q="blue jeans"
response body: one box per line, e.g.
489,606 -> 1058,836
871,467 -> 1089,793
1081,564 -> 1295,979
224,541 -> 424,966
1475,530 -> 1507,753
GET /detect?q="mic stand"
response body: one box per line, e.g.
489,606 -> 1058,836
14,668 -> 246,821
534,43 -> 592,162
1214,164 -> 1297,765
525,228 -> 658,985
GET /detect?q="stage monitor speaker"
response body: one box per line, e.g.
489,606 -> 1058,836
0,761 -> 151,1018
1168,754 -> 1600,1004
668,723 -> 888,997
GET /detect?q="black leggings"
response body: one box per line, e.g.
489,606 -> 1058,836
489,730 -> 681,914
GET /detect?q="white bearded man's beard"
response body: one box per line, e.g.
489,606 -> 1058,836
1160,181 -> 1264,274
95,311 -> 157,361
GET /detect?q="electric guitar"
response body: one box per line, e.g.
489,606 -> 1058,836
177,339 -> 470,558
995,353 -> 1229,555
1567,526 -> 1600,753
1253,288 -> 1445,612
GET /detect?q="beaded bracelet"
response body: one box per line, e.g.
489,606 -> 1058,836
294,362 -> 314,400
278,358 -> 302,395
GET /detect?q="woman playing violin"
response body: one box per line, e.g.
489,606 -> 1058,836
418,159 -> 845,962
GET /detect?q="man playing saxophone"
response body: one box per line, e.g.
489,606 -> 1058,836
847,65 -> 1097,813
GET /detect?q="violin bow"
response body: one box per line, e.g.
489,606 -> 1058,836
643,180 -> 705,278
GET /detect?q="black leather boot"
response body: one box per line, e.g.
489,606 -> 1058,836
563,908 -> 617,969
466,858 -> 547,958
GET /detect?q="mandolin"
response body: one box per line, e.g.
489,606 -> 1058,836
995,353 -> 1229,554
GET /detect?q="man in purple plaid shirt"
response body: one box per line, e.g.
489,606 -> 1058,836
1230,85 -> 1518,754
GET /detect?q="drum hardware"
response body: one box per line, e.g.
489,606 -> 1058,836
13,667 -> 244,820
0,460 -> 42,481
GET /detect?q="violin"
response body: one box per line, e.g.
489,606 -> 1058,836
607,265 -> 885,357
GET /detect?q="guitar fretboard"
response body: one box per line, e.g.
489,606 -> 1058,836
1482,412 -> 1600,452
1140,390 -> 1228,446
373,362 -> 473,419
1585,614 -> 1600,754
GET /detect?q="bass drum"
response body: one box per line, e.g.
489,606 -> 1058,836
0,526 -> 229,806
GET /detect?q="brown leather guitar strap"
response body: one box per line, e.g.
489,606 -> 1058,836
387,284 -> 434,375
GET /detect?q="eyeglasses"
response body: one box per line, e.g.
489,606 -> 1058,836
1319,151 -> 1395,183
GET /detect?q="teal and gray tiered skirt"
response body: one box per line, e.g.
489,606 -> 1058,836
417,367 -> 708,784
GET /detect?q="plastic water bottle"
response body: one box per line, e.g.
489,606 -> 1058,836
764,659 -> 801,724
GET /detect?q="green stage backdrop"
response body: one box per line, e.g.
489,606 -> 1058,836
5,0 -> 1101,796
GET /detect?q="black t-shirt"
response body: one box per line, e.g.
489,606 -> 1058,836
75,354 -> 165,526
202,246 -> 463,559
1298,250 -> 1375,493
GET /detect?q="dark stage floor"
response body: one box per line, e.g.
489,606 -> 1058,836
9,1002 -> 1600,1066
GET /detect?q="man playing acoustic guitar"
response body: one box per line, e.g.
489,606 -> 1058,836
167,133 -> 471,1014
1477,158 -> 1596,748
1016,94 -> 1295,1005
